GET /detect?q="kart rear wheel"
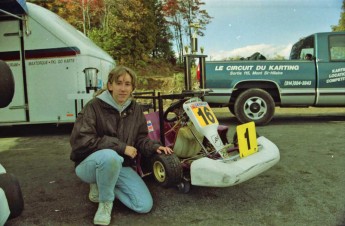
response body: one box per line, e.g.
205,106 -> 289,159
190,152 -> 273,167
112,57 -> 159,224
0,173 -> 24,219
152,154 -> 182,187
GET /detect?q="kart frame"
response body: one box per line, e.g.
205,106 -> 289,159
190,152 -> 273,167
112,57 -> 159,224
134,90 -> 231,193
132,54 -> 232,192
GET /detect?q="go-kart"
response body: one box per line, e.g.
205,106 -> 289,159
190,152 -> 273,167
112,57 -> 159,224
132,53 -> 280,192
134,91 -> 280,193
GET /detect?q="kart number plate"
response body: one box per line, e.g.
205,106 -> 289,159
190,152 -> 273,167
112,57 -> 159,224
190,103 -> 218,127
236,122 -> 258,158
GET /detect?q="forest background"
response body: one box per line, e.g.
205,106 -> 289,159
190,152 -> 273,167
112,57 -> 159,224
28,0 -> 345,92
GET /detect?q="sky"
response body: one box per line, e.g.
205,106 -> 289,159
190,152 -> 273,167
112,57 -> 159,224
197,0 -> 343,60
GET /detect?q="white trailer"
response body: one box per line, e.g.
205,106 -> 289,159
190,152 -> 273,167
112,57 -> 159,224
0,1 -> 115,125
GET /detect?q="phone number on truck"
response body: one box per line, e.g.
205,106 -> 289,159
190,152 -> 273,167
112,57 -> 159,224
283,80 -> 312,86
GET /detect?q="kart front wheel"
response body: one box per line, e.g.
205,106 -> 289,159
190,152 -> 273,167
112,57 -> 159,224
177,180 -> 191,193
152,154 -> 182,187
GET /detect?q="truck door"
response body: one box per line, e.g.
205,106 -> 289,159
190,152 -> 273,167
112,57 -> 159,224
0,20 -> 27,122
316,33 -> 345,106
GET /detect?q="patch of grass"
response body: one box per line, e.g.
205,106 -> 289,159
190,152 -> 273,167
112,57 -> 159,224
134,61 -> 198,94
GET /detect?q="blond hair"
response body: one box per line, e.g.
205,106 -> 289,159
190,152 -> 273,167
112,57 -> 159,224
95,65 -> 137,96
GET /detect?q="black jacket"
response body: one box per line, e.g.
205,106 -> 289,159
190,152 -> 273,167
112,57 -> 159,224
70,97 -> 161,166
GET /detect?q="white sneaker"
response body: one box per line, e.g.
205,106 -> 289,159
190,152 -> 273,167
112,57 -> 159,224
89,183 -> 99,203
93,202 -> 113,225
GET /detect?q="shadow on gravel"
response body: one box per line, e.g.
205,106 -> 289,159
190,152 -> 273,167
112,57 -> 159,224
215,112 -> 345,127
269,114 -> 345,125
2,110 -> 342,138
0,124 -> 74,138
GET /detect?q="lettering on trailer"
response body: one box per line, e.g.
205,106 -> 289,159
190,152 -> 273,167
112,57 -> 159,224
0,47 -> 80,67
4,58 -> 75,67
214,64 -> 300,76
7,62 -> 20,67
28,58 -> 75,66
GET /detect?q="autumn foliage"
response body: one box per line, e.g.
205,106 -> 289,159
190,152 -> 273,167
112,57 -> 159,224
29,0 -> 211,69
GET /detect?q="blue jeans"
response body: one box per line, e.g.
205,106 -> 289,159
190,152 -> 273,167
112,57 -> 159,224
75,149 -> 153,213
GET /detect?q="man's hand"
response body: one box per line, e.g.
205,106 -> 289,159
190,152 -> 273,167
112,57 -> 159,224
124,146 -> 137,159
156,146 -> 173,155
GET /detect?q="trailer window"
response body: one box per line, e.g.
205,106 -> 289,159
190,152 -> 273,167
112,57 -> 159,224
329,34 -> 345,61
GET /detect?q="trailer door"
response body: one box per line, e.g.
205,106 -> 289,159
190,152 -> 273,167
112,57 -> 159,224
0,20 -> 27,123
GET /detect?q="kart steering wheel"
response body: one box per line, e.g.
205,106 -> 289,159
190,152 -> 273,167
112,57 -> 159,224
163,99 -> 186,122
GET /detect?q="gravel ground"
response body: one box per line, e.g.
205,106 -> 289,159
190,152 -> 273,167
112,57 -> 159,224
1,107 -> 345,226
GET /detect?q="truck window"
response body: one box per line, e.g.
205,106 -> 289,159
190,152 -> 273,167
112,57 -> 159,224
329,34 -> 345,61
289,35 -> 315,60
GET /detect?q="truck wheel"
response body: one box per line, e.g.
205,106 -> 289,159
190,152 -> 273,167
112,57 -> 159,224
0,173 -> 24,219
234,88 -> 275,126
0,60 -> 15,108
152,154 -> 182,187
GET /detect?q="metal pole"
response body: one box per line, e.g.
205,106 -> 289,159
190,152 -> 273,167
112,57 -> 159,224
158,92 -> 165,146
184,55 -> 192,91
200,56 -> 206,89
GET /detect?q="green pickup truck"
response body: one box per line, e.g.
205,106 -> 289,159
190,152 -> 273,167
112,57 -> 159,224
204,32 -> 345,125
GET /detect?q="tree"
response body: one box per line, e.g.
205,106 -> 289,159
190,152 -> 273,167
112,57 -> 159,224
162,0 -> 183,63
152,1 -> 175,63
59,0 -> 105,35
180,0 -> 212,52
28,0 -> 181,67
332,0 -> 345,31
91,0 -> 175,66
162,0 -> 212,64
30,0 -> 105,34
109,0 -> 157,65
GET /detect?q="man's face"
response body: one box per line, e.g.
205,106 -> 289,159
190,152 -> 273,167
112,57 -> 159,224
108,73 -> 133,105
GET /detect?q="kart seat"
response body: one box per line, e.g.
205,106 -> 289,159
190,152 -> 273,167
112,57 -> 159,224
145,111 -> 176,147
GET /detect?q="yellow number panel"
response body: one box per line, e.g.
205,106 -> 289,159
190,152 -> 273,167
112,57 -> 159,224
191,104 -> 218,127
236,121 -> 258,158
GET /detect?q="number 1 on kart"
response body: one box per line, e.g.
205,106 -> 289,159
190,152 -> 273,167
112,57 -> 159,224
236,121 -> 258,158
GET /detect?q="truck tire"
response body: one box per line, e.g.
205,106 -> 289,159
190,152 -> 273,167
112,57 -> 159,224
234,88 -> 275,126
152,154 -> 182,187
228,105 -> 235,116
0,173 -> 24,219
0,60 -> 15,108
